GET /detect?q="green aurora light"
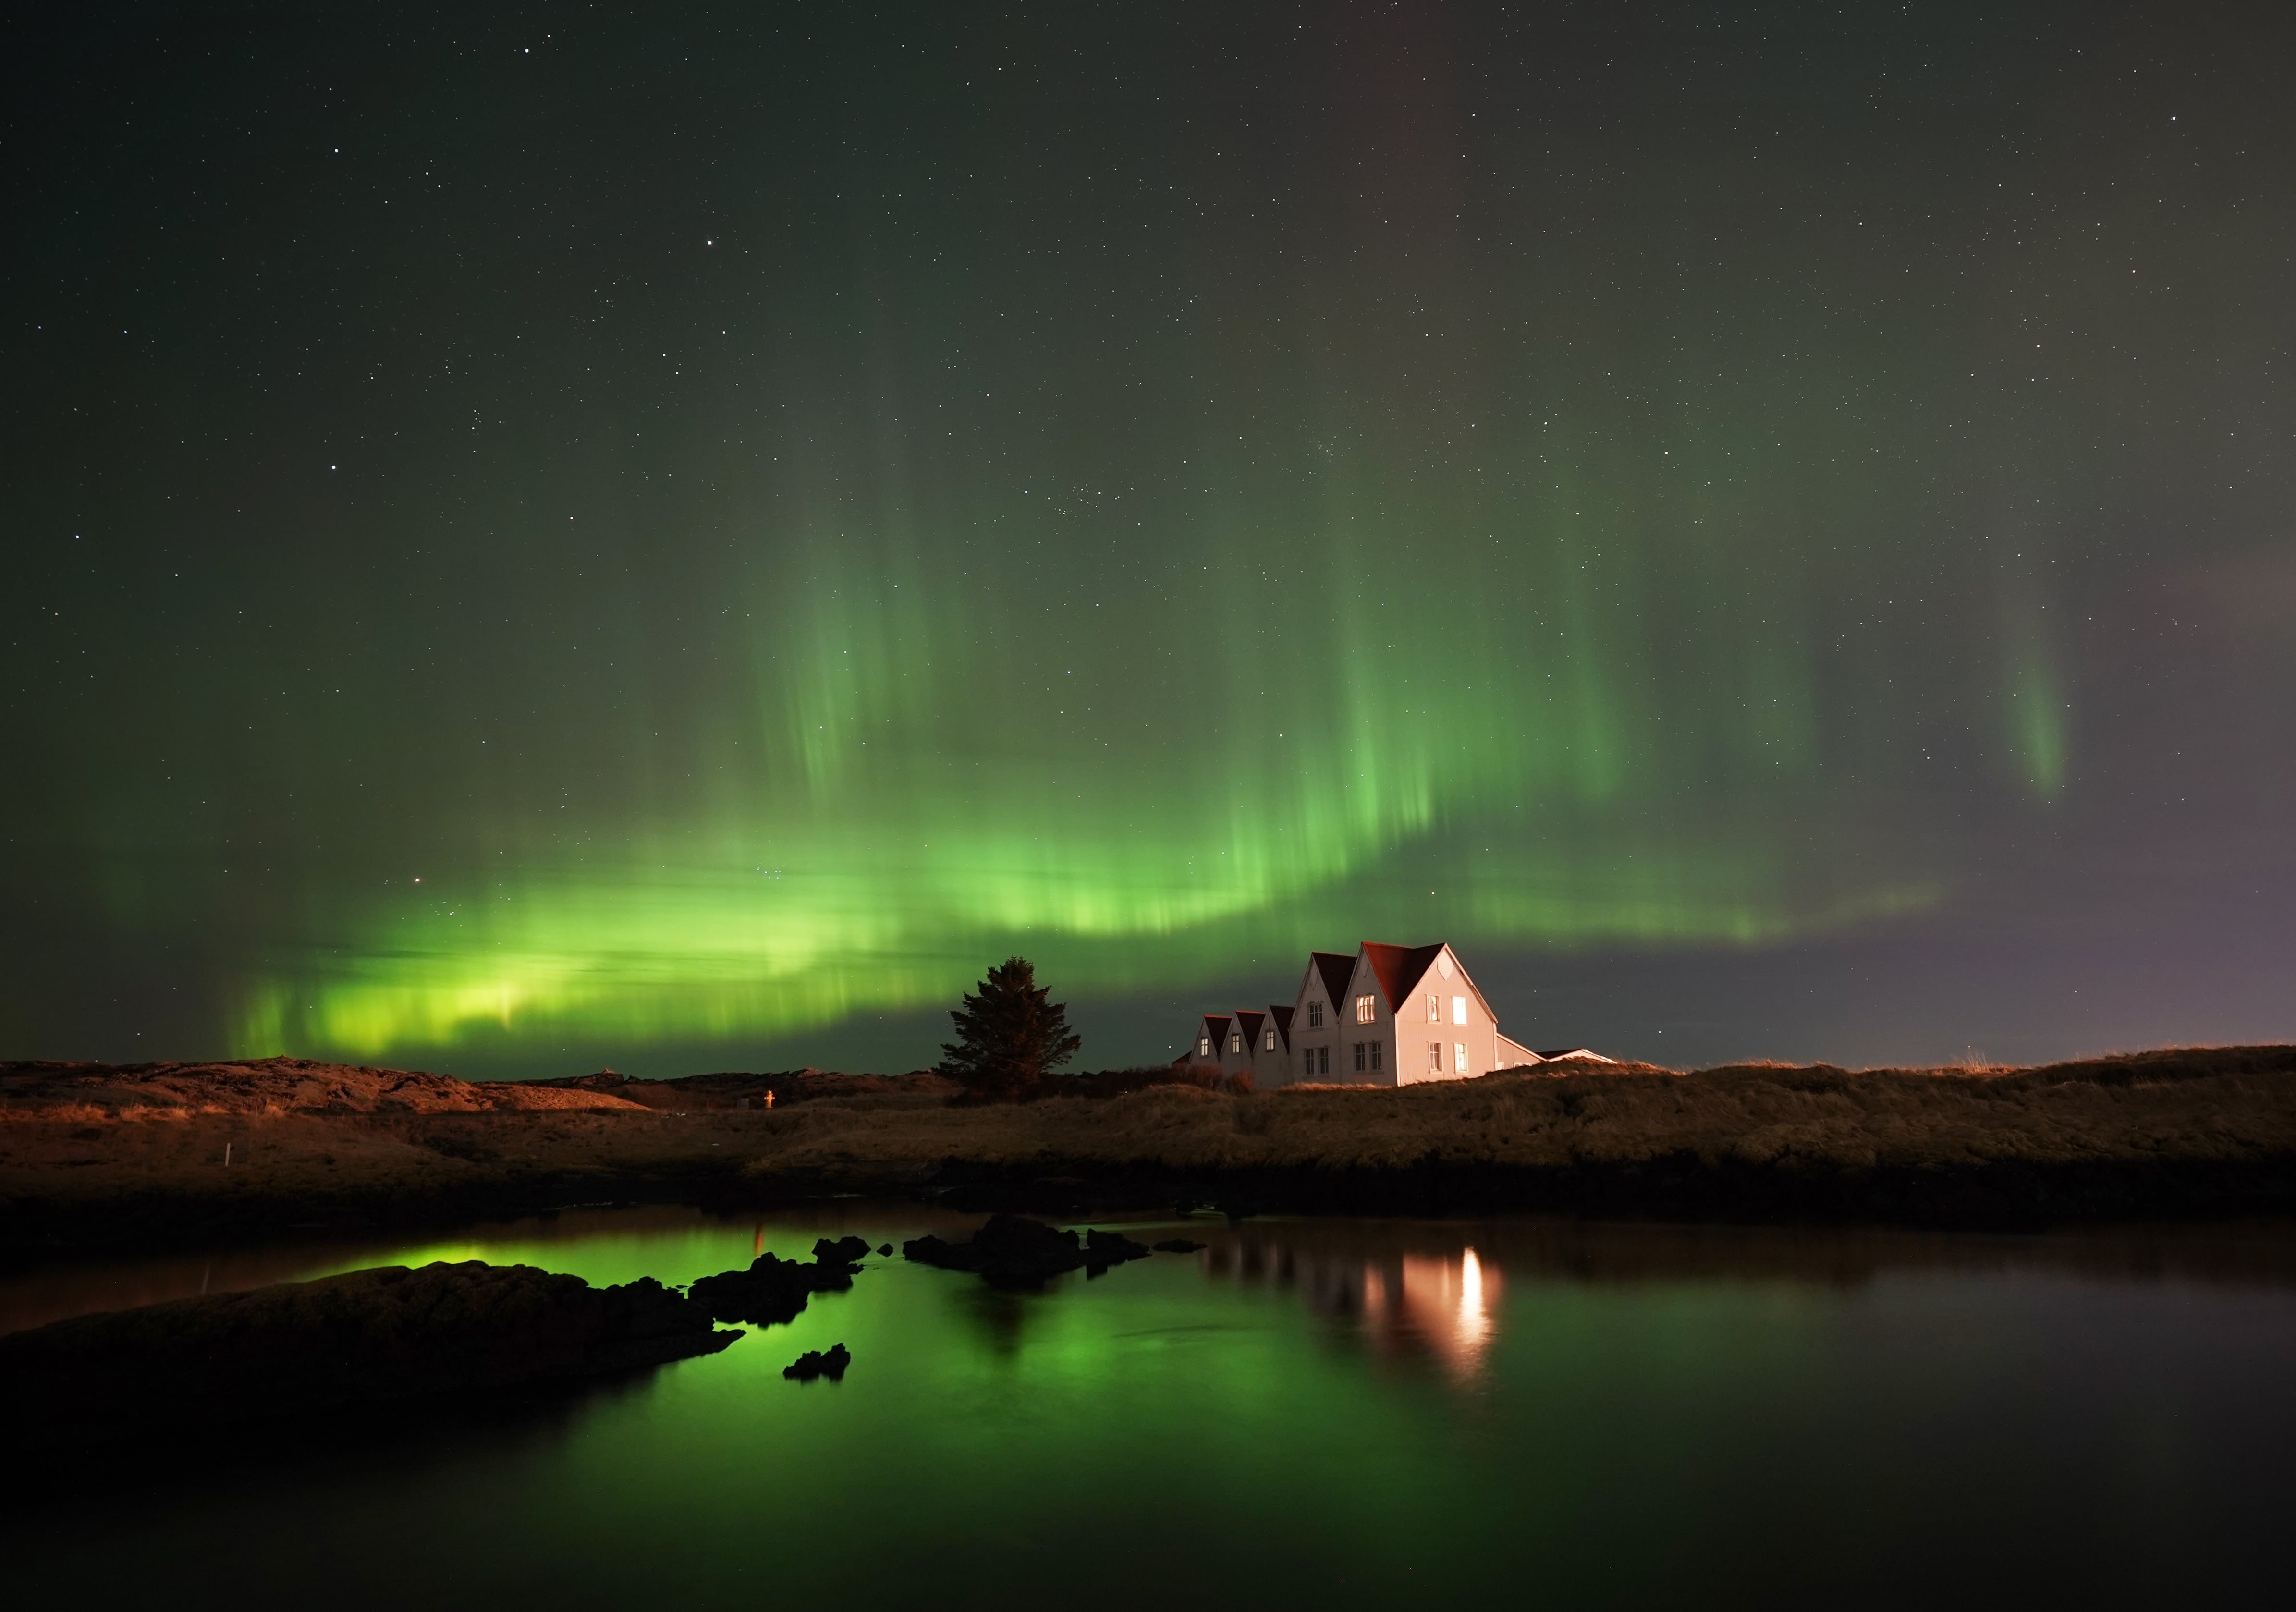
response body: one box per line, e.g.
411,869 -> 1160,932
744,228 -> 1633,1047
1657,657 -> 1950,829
14,3 -> 2288,1074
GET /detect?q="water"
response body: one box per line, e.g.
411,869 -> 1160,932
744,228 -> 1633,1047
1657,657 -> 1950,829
5,1209 -> 2292,1609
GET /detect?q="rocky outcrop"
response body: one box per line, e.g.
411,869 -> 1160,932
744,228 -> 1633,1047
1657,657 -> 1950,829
0,1261 -> 736,1451
784,1343 -> 851,1380
903,1214 -> 1152,1288
688,1246 -> 867,1326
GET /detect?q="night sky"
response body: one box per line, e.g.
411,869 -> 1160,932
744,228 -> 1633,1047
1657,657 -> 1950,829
6,2 -> 2293,1077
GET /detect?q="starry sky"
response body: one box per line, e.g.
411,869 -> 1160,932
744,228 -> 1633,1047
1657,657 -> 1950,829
5,1 -> 2293,1077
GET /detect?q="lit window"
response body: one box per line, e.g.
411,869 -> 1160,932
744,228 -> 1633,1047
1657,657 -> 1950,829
1452,995 -> 1467,1025
1454,1042 -> 1467,1074
1369,1040 -> 1382,1070
1428,1041 -> 1443,1072
1355,994 -> 1375,1024
1264,1027 -> 1277,1051
1229,1032 -> 1242,1054
1307,1001 -> 1322,1029
1197,1037 -> 1209,1056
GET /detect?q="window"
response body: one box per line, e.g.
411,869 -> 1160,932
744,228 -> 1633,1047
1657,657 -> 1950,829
1318,1046 -> 1330,1075
1353,1041 -> 1366,1073
1428,1041 -> 1443,1073
1355,994 -> 1375,1024
1369,1040 -> 1383,1071
1263,1027 -> 1277,1051
1307,1001 -> 1322,1029
1427,993 -> 1441,1022
1452,995 -> 1467,1025
1197,1037 -> 1209,1057
1229,1032 -> 1242,1054
1454,1042 -> 1467,1074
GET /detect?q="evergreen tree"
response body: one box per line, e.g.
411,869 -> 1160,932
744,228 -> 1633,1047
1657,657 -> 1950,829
939,956 -> 1081,1099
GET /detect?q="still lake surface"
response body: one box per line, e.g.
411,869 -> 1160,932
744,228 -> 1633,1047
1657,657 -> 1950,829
4,1207 -> 2293,1608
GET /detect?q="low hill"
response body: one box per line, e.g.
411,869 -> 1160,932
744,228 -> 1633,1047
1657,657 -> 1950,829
3,1046 -> 2293,1249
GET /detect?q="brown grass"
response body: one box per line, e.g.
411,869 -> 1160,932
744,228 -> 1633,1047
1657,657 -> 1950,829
712,1045 -> 2296,1178
4,1046 -> 2293,1245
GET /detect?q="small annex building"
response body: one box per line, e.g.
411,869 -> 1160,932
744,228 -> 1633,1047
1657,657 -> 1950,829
1177,940 -> 1611,1089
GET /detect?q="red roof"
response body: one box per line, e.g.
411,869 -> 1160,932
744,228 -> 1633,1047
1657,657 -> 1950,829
1359,941 -> 1447,1011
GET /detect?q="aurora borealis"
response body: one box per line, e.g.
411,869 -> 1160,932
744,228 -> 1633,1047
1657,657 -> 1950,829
6,3 -> 2293,1074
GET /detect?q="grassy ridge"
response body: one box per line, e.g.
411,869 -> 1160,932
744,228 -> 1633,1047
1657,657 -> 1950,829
729,1046 -> 2296,1177
3,1046 -> 2293,1248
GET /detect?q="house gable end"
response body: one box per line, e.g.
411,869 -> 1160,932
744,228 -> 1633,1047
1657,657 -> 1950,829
1360,941 -> 1446,1011
1308,951 -> 1356,1015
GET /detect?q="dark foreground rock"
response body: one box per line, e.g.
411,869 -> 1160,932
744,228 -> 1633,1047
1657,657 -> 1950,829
688,1246 -> 866,1326
784,1343 -> 851,1380
0,1260 -> 737,1452
903,1214 -> 1153,1287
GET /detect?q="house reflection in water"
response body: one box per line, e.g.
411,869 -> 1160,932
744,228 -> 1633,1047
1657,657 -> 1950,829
1201,1228 -> 1502,1380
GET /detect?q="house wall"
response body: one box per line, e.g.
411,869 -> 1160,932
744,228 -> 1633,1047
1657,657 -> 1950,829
1335,953 -> 1400,1088
1248,1016 -> 1291,1087
1182,1016 -> 1226,1070
1220,1016 -> 1259,1079
1282,964 -> 1343,1087
1392,946 -> 1501,1086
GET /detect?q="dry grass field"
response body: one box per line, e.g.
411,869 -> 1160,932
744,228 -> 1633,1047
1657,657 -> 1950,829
4,1046 -> 2294,1251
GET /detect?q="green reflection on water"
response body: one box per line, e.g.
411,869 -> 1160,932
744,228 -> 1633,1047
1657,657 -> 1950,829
7,1210 -> 2295,1609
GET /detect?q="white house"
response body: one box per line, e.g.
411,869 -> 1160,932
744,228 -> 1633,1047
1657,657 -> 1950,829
1179,940 -> 1608,1088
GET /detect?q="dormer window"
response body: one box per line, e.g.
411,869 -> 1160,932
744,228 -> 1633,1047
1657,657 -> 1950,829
1263,1027 -> 1277,1051
1198,1036 -> 1209,1056
1355,994 -> 1375,1024
1229,1032 -> 1242,1053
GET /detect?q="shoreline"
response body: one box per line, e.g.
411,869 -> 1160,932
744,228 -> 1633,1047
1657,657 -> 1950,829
9,1151 -> 2296,1266
7,1046 -> 2295,1258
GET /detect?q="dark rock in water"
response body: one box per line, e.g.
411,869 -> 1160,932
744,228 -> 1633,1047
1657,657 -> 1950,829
812,1235 -> 872,1265
0,1261 -> 737,1453
877,1243 -> 894,1256
1083,1228 -> 1153,1270
783,1342 -> 851,1381
688,1247 -> 864,1327
1153,1238 -> 1208,1253
903,1214 -> 1152,1288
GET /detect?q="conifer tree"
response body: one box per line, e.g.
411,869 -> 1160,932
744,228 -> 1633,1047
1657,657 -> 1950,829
939,956 -> 1081,1099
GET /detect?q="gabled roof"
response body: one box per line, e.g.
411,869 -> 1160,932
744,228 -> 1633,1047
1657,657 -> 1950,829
1359,942 -> 1447,1011
1199,1014 -> 1230,1042
1358,940 -> 1501,1025
1268,1004 -> 1294,1048
1233,1010 -> 1266,1045
1308,951 -> 1356,1013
